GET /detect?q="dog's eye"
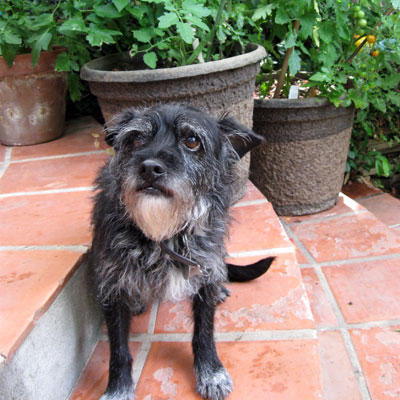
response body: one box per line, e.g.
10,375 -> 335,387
185,136 -> 201,150
129,131 -> 146,148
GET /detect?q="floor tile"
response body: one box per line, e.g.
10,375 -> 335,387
291,212 -> 400,263
0,153 -> 108,194
301,268 -> 338,329
357,193 -> 400,227
71,340 -> 141,400
10,117 -> 106,161
227,202 -> 292,254
342,182 -> 382,199
281,194 -> 364,224
322,258 -> 400,324
235,180 -> 266,203
130,304 -> 153,334
0,250 -> 83,359
351,326 -> 400,399
0,191 -> 92,246
289,237 -> 311,264
135,340 -> 323,400
318,331 -> 361,400
155,254 -> 314,333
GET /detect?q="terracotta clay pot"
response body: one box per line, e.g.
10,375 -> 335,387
250,98 -> 355,216
0,48 -> 68,146
80,44 -> 266,202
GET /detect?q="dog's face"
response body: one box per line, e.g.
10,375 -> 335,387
105,104 -> 263,242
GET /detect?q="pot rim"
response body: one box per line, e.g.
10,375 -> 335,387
254,97 -> 333,109
0,47 -> 67,77
80,44 -> 266,83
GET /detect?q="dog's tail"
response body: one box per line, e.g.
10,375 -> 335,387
226,257 -> 275,282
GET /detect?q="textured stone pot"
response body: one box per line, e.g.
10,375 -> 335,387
250,98 -> 355,216
0,48 -> 68,146
80,44 -> 266,202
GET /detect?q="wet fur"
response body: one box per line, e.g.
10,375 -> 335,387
87,103 -> 274,400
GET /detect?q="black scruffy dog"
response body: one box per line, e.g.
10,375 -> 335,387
87,103 -> 275,400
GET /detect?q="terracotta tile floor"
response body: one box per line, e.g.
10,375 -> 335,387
1,117 -> 400,400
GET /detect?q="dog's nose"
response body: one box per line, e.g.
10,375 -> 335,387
139,159 -> 166,181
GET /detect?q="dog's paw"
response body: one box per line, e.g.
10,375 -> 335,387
195,367 -> 233,400
217,285 -> 231,305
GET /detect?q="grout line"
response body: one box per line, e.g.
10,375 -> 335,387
233,199 -> 268,208
285,209 -> 369,226
228,247 -> 294,259
340,329 -> 372,400
0,186 -> 94,199
0,147 -> 12,179
123,329 -> 317,343
131,342 -> 152,389
281,221 -> 316,264
9,150 -> 106,164
347,319 -> 400,330
315,252 -> 400,267
147,301 -> 160,334
0,245 -> 88,252
312,264 -> 371,399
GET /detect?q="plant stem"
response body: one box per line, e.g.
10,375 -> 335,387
273,19 -> 300,99
185,0 -> 227,65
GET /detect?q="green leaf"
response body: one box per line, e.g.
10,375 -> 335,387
59,17 -> 87,33
309,72 -> 329,82
176,22 -> 194,44
86,25 -> 121,46
4,31 -> 22,45
0,44 -> 17,67
143,52 -> 157,69
112,0 -> 129,12
182,0 -> 211,18
185,15 -> 210,32
133,29 -> 154,43
94,3 -> 122,19
319,22 -> 334,44
158,12 -> 179,29
288,48 -> 301,76
285,32 -> 296,49
387,92 -> 400,107
30,14 -> 53,30
299,11 -> 318,39
275,8 -> 291,24
55,52 -> 70,71
31,30 -> 52,66
391,0 -> 400,10
252,4 -> 274,21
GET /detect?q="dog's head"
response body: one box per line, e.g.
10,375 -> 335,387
105,103 -> 263,242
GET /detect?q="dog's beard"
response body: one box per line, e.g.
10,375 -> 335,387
123,178 -> 195,242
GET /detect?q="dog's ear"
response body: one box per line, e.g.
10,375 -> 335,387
218,116 -> 264,158
105,110 -> 138,147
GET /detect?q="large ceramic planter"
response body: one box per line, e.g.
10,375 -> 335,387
250,98 -> 355,216
80,44 -> 266,202
0,48 -> 68,146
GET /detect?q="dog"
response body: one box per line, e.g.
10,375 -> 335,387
87,103 -> 275,400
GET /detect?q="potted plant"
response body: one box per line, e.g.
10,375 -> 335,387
247,0 -> 400,216
78,0 -> 266,201
0,1 -> 71,145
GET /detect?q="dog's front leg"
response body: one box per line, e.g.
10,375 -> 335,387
101,301 -> 134,400
192,285 -> 233,400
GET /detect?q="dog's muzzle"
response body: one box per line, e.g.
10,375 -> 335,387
138,159 -> 171,196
